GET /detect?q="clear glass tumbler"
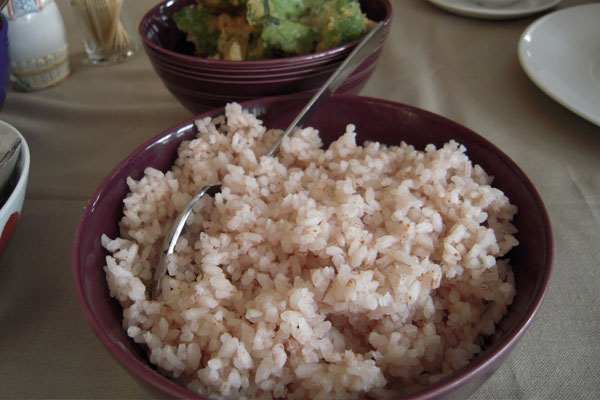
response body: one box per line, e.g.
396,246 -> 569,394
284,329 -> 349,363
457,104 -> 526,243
70,0 -> 138,65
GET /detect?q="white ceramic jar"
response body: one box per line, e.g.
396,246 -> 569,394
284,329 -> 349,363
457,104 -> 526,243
3,0 -> 70,91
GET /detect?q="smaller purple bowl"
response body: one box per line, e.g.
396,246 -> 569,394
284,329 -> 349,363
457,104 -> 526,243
0,15 -> 9,109
73,95 -> 553,400
139,0 -> 392,113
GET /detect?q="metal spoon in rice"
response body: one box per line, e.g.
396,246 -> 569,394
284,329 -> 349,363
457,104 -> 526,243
152,21 -> 387,299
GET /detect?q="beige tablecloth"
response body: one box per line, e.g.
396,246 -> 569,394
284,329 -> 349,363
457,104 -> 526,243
1,0 -> 599,398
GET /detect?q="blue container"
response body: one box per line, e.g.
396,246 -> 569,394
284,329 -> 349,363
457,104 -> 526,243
0,14 -> 8,108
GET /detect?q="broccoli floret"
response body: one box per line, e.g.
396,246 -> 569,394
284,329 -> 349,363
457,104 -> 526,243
261,18 -> 316,55
173,5 -> 219,56
174,0 -> 370,59
247,0 -> 308,26
316,0 -> 368,51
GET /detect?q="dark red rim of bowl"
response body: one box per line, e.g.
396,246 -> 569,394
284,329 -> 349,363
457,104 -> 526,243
138,0 -> 393,69
72,95 -> 553,400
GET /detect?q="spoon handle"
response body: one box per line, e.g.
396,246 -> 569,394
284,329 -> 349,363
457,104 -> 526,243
265,21 -> 387,158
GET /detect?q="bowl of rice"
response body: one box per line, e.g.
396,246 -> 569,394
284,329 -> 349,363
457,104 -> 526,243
73,95 -> 552,399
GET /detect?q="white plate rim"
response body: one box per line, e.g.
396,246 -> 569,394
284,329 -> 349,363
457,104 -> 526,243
518,3 -> 600,127
426,0 -> 562,19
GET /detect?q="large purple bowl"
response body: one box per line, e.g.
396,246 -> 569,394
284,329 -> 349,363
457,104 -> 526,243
73,95 -> 552,399
0,15 -> 9,109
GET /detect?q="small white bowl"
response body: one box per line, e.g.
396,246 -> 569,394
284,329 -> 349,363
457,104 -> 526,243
0,120 -> 30,254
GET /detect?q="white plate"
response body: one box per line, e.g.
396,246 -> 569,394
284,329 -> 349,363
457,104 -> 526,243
519,4 -> 600,127
426,0 -> 561,20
